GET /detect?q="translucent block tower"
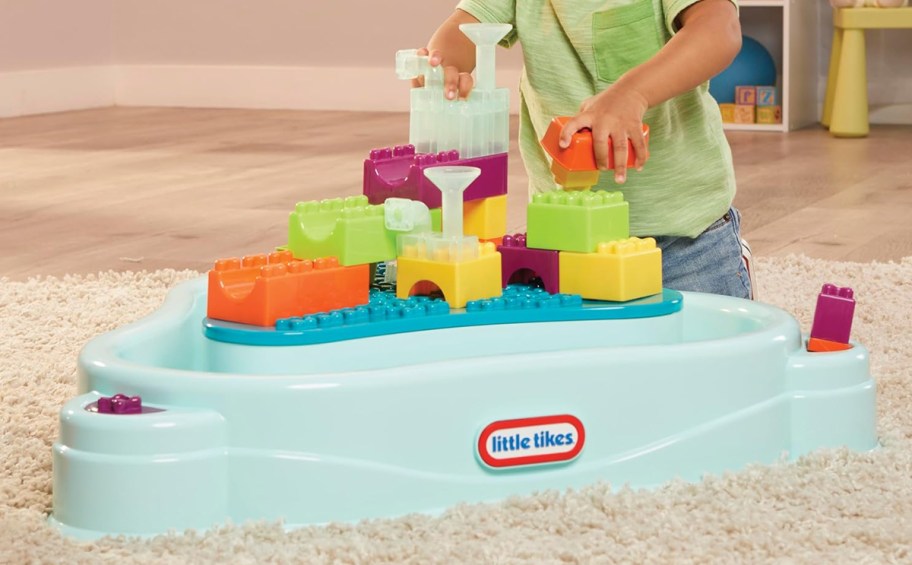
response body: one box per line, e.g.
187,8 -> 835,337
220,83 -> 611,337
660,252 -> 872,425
395,23 -> 512,159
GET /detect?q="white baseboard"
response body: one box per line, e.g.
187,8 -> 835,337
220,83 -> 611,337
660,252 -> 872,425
870,103 -> 912,126
0,66 -> 115,118
115,64 -> 525,114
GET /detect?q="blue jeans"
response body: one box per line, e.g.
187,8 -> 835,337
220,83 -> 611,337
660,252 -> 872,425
652,207 -> 752,299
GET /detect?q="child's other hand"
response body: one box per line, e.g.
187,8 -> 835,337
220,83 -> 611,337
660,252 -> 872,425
411,48 -> 475,101
558,85 -> 650,184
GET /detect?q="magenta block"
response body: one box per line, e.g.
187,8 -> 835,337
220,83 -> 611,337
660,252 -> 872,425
96,393 -> 142,415
363,145 -> 508,208
809,283 -> 855,344
497,233 -> 560,294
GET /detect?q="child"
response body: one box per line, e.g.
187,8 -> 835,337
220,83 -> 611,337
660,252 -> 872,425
416,0 -> 754,299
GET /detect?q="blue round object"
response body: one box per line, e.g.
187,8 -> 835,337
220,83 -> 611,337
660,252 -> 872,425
709,36 -> 777,104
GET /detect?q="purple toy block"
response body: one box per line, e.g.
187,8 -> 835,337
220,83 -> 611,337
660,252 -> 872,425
497,233 -> 561,294
810,283 -> 855,344
363,145 -> 508,209
96,393 -> 142,414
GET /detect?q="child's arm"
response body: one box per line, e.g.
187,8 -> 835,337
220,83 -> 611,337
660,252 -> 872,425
414,9 -> 481,100
560,0 -> 741,184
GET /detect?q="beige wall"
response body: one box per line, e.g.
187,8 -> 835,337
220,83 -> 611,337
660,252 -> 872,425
0,0 -> 113,71
112,0 -> 524,68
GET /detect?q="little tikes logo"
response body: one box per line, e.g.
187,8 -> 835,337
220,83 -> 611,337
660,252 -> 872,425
477,415 -> 585,469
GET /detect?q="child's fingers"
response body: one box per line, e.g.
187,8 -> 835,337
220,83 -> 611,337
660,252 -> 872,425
558,116 -> 588,149
457,72 -> 475,99
591,125 -> 611,171
427,49 -> 442,66
612,133 -> 629,183
630,126 -> 649,171
443,66 -> 460,100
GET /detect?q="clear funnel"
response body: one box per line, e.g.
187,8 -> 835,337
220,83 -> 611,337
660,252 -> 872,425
424,166 -> 481,240
459,23 -> 512,91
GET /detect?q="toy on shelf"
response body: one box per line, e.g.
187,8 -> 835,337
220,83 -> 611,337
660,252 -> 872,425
722,85 -> 781,125
808,283 -> 856,352
50,22 -> 878,541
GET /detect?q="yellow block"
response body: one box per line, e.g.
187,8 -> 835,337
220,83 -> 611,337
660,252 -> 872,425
835,7 -> 912,30
559,237 -> 662,302
719,103 -> 736,123
463,195 -> 508,240
757,105 -> 782,125
734,105 -> 756,124
397,242 -> 502,308
551,161 -> 601,190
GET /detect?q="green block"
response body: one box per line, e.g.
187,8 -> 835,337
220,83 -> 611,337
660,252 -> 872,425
287,195 -> 398,266
526,190 -> 629,253
430,208 -> 442,232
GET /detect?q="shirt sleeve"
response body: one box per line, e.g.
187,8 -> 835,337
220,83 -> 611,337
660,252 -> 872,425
663,0 -> 739,36
456,0 -> 519,47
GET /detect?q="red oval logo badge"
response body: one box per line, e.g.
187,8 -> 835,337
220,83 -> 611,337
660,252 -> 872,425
477,415 -> 585,468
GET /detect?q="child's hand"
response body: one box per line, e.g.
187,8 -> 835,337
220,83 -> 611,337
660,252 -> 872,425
412,48 -> 475,101
558,85 -> 650,184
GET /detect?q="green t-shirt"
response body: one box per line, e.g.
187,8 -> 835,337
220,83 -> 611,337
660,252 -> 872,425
456,0 -> 738,238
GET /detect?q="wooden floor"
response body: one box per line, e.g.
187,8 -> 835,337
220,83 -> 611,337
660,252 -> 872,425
1,107 -> 910,280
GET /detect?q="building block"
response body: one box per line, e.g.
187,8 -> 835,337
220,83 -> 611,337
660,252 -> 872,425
497,233 -> 560,294
757,106 -> 782,125
559,237 -> 662,302
96,394 -> 142,414
719,103 -> 736,123
540,116 -> 650,190
526,190 -> 629,253
734,105 -> 756,124
809,283 -> 855,344
208,250 -> 370,327
363,146 -> 508,209
396,241 -> 502,308
287,195 -> 397,266
736,86 -> 757,106
462,195 -> 507,240
756,86 -> 777,107
807,337 -> 853,353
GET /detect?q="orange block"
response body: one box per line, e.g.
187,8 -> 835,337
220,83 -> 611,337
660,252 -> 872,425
540,116 -> 650,173
807,337 -> 853,353
207,250 -> 369,326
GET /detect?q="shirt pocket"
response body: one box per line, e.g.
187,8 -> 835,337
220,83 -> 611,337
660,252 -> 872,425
592,1 -> 664,83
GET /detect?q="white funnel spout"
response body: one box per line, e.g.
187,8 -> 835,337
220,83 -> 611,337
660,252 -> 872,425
459,23 -> 512,91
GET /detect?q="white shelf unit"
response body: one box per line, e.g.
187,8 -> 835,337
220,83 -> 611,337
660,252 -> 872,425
723,0 -> 819,132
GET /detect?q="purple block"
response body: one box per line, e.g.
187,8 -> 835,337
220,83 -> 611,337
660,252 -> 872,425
497,233 -> 561,294
97,393 -> 142,415
810,283 -> 855,344
363,145 -> 508,209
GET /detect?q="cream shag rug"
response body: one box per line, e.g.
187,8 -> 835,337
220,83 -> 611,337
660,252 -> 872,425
2,255 -> 911,564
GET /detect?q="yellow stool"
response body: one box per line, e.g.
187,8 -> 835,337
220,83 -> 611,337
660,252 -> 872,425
822,7 -> 912,138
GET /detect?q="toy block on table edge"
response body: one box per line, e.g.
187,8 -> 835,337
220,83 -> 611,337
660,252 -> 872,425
736,86 -> 757,106
526,189 -> 629,253
756,86 -> 777,107
810,283 -> 855,345
719,103 -> 736,123
757,106 -> 782,125
734,105 -> 756,124
497,233 -> 560,294
208,250 -> 370,327
97,394 -> 142,414
540,116 -> 650,190
363,145 -> 508,208
807,337 -> 853,353
396,241 -> 502,309
559,237 -> 662,302
287,195 -> 397,266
